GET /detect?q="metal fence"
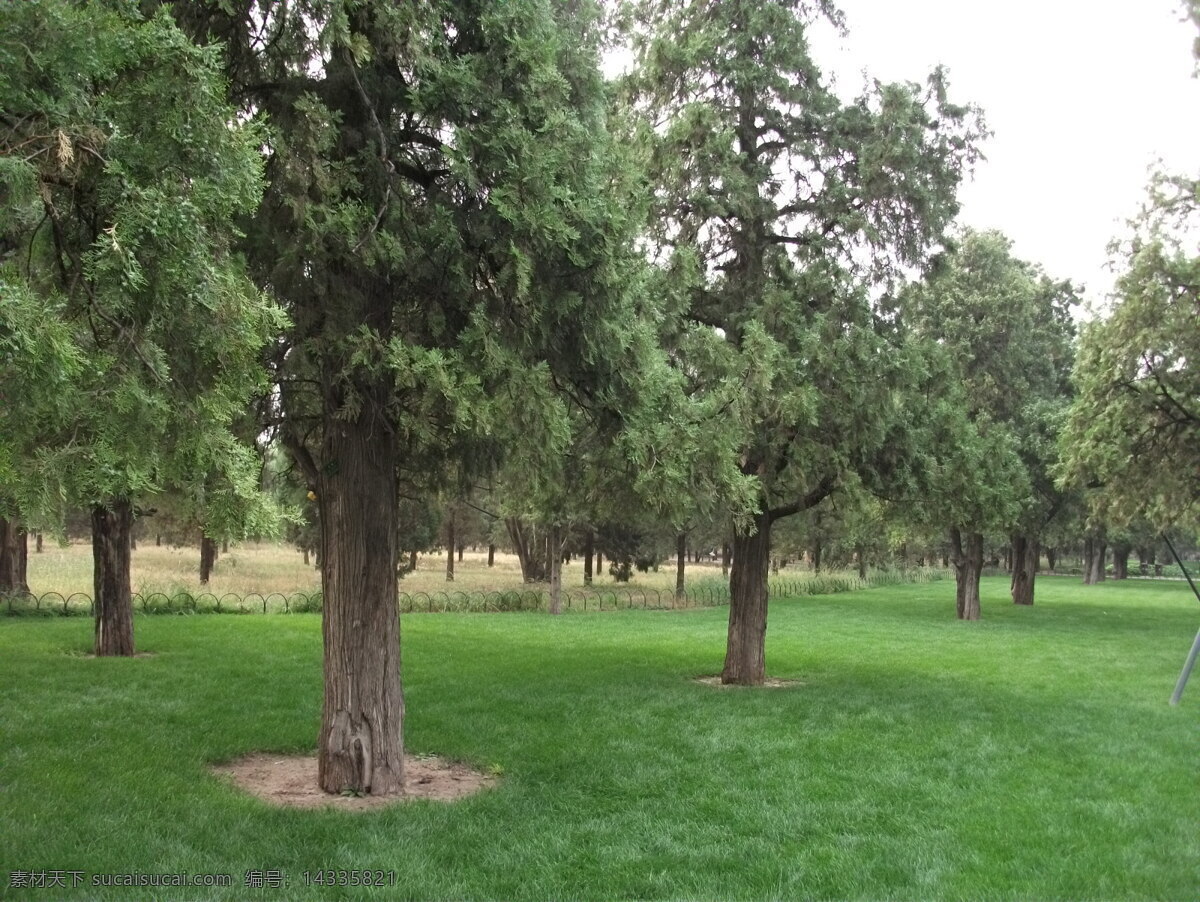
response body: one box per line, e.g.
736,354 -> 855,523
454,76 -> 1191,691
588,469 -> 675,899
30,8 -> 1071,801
2,584 -> 734,617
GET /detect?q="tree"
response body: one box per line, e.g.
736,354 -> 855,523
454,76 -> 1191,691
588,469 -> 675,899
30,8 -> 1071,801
0,1 -> 279,653
628,0 -> 982,681
905,230 -> 1077,617
1061,171 -> 1199,531
177,0 -> 668,794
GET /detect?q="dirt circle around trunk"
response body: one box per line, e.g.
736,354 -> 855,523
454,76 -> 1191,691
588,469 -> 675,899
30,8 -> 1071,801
212,753 -> 497,810
693,675 -> 805,689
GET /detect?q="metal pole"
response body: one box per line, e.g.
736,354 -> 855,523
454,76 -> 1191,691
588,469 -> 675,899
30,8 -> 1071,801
1162,532 -> 1200,705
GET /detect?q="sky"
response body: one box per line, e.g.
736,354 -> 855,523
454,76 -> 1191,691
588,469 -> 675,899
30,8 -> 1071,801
808,0 -> 1199,308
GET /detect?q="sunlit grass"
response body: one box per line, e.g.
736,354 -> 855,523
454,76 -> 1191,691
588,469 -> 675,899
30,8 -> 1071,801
1,575 -> 1195,900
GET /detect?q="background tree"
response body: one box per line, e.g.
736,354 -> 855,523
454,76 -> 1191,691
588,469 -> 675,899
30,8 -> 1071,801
627,0 -> 983,682
905,229 -> 1077,617
1061,170 -> 1199,532
0,1 -> 279,653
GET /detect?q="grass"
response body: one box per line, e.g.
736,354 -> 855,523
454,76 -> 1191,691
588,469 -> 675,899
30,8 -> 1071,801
1,575 -> 1196,900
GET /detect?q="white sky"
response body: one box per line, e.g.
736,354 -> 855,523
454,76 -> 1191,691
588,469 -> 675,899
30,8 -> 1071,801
810,0 -> 1199,306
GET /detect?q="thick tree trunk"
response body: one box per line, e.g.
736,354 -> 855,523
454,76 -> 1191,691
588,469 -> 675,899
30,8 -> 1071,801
1010,533 -> 1038,606
583,529 -> 594,585
722,511 -> 772,685
548,525 -> 564,615
445,511 -> 456,582
487,544 -> 495,567
950,527 -> 983,621
1083,532 -> 1107,585
1111,542 -> 1131,580
812,539 -> 823,574
317,411 -> 403,796
92,500 -> 134,656
199,536 -> 218,584
676,533 -> 686,597
0,517 -> 30,597
505,518 -> 547,582
721,542 -> 731,578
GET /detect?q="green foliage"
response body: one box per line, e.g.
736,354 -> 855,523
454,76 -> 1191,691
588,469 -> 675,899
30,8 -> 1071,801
903,229 -> 1079,535
1061,171 -> 1199,531
625,0 -> 984,531
0,0 -> 281,531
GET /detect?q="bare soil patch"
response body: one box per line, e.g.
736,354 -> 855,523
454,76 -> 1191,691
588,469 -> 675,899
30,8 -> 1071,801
212,753 -> 496,810
693,675 -> 804,689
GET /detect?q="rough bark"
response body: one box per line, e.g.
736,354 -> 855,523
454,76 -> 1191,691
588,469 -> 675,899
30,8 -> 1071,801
1083,532 -> 1108,585
675,533 -> 687,597
505,518 -> 547,582
583,529 -> 594,585
199,536 -> 218,584
950,527 -> 983,620
722,510 -> 772,685
317,410 -> 404,796
548,525 -> 564,615
1010,533 -> 1038,606
0,517 -> 30,597
92,500 -> 134,656
1111,542 -> 1131,580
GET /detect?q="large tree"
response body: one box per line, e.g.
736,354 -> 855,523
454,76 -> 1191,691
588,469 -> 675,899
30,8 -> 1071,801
0,1 -> 279,653
1061,171 -> 1199,531
627,0 -> 983,682
177,0 -> 670,794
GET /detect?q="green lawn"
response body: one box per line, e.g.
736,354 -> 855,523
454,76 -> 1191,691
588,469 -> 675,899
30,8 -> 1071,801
2,575 -> 1196,900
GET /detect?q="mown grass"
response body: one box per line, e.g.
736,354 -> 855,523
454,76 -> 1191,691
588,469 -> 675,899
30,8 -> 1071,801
1,575 -> 1196,900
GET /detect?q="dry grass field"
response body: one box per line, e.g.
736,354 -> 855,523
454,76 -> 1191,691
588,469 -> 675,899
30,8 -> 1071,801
25,540 -> 730,599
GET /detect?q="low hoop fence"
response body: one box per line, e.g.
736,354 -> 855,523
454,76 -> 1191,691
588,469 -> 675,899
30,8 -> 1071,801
1,568 -> 948,618
1,584 -> 732,617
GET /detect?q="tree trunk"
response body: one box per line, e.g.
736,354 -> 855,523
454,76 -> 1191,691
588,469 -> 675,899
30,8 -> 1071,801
722,511 -> 772,685
487,544 -> 495,567
445,509 -> 456,582
1045,546 -> 1057,572
1111,542 -> 1131,580
856,544 -> 867,580
221,539 -> 229,555
457,543 -> 464,563
505,518 -> 547,582
548,525 -> 564,615
596,551 -> 603,576
199,536 -> 218,584
92,500 -> 134,656
812,539 -> 823,574
155,533 -> 162,547
35,532 -> 43,554
303,547 -> 310,566
721,542 -> 731,578
583,529 -> 594,585
316,410 -> 403,796
409,548 -> 418,572
1083,532 -> 1107,585
674,533 -> 687,596
0,517 -> 30,597
1010,533 -> 1038,606
950,527 -> 983,621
